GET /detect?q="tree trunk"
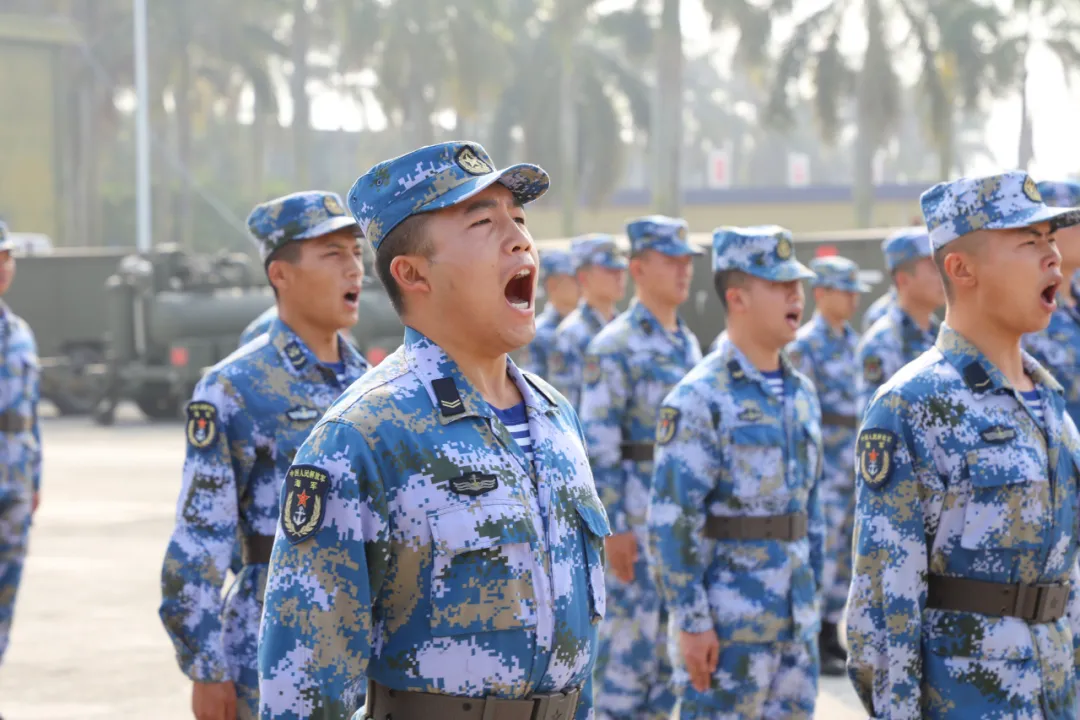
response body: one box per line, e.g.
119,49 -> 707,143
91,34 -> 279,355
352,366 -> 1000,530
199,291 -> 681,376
1017,61 -> 1034,170
652,0 -> 683,216
853,66 -> 876,228
175,40 -> 194,249
558,34 -> 578,237
250,90 -> 266,200
290,0 -> 312,186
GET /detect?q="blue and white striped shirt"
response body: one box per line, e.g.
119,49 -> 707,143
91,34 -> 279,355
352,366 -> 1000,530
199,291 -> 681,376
763,369 -> 785,398
491,401 -> 533,460
1020,389 -> 1044,426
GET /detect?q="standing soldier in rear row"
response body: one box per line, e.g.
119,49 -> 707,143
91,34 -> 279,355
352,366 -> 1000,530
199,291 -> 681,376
0,220 -> 41,681
785,255 -> 868,677
159,191 -> 370,720
525,248 -> 579,378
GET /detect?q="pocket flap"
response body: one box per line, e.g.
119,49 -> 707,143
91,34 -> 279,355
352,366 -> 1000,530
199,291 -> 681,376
428,500 -> 536,556
575,497 -> 612,538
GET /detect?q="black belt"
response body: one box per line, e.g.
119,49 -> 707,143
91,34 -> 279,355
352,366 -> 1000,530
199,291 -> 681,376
0,411 -> 31,434
704,512 -> 808,541
820,412 -> 857,429
620,443 -> 654,462
926,575 -> 1070,623
366,680 -> 580,720
241,535 -> 275,565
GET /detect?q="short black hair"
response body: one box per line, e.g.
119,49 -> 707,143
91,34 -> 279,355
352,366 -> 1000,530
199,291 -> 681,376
713,269 -> 749,312
376,214 -> 434,315
265,241 -> 304,297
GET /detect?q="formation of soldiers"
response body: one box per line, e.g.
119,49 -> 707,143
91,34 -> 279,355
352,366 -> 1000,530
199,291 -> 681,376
4,140 -> 1080,720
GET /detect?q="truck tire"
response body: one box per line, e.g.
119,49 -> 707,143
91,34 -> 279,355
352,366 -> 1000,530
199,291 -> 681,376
134,383 -> 182,421
49,345 -> 107,416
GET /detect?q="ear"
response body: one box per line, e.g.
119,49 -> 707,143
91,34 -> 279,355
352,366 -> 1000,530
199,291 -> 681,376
943,250 -> 975,290
628,256 -> 646,282
390,254 -> 433,298
266,259 -> 291,293
726,285 -> 748,314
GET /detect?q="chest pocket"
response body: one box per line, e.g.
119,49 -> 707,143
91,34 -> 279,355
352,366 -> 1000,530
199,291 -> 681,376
575,496 -> 611,623
427,499 -> 540,637
728,424 -> 787,500
0,355 -> 38,411
960,448 -> 1050,552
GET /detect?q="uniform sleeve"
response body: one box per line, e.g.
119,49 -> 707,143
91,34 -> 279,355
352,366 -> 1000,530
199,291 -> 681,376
786,338 -> 816,388
648,387 -> 719,633
1067,557 -> 1080,680
159,381 -> 249,682
856,342 -> 887,418
258,419 -> 390,720
525,336 -> 549,378
846,397 -> 931,720
580,349 -> 632,534
548,330 -> 580,409
806,392 -> 826,593
27,332 -> 42,492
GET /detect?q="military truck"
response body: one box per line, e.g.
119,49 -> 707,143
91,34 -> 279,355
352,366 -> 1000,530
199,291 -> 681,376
93,243 -> 402,424
530,227 -> 895,353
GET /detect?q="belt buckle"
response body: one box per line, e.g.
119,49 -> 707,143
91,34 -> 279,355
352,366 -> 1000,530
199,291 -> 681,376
1032,583 -> 1066,623
531,690 -> 576,720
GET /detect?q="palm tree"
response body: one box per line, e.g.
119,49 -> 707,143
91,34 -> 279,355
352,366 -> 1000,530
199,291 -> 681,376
713,0 -> 1014,225
489,0 -> 652,234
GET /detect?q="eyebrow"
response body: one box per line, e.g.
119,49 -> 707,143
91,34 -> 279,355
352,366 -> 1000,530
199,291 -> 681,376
462,197 -> 525,215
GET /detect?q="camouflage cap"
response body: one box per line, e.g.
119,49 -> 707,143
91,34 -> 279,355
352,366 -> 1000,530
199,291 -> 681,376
0,220 -> 10,253
626,215 -> 701,257
920,171 -> 1080,250
1037,180 -> 1080,208
246,190 -> 359,262
539,248 -> 575,279
571,233 -> 629,272
711,225 -> 814,282
809,256 -> 869,292
347,141 -> 550,251
881,227 -> 932,272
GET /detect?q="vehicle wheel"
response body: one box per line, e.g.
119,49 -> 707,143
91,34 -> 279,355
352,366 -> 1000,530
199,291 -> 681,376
134,383 -> 182,420
49,345 -> 107,416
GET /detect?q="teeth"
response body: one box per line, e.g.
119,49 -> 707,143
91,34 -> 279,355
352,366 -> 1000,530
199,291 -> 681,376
510,300 -> 530,310
514,268 -> 530,279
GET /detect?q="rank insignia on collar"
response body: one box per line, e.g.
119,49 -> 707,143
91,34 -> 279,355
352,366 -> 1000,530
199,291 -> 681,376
432,377 -> 466,417
962,362 -> 993,393
857,429 -> 898,490
281,464 -> 330,544
727,360 -> 746,381
656,407 -> 680,446
449,472 -> 498,497
186,401 -> 218,450
286,406 -> 320,422
283,340 -> 307,371
980,425 -> 1016,444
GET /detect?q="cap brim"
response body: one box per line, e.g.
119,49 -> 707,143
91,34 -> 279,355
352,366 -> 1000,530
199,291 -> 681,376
295,215 -> 362,240
745,261 -> 816,283
654,241 -> 703,257
415,163 -> 551,215
813,280 -> 871,293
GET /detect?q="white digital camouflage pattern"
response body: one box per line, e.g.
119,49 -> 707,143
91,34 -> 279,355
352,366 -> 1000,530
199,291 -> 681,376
159,319 -> 368,717
1023,302 -> 1080,426
549,303 -> 611,409
861,289 -> 895,333
246,190 -> 359,262
258,327 -> 611,720
0,302 -> 40,664
847,323 -> 1080,719
856,303 -> 940,415
524,303 -> 565,379
649,334 -> 825,716
786,312 -> 860,623
239,305 -> 278,347
579,299 -> 702,719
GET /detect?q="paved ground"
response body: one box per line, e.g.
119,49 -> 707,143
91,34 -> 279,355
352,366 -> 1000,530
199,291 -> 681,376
0,408 -> 868,719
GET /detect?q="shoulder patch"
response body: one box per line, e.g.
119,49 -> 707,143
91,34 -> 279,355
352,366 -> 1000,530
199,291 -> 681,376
980,425 -> 1016,444
863,355 -> 884,384
582,357 -> 601,385
857,429 -> 898,490
281,465 -> 330,544
186,401 -> 218,449
656,407 -> 680,446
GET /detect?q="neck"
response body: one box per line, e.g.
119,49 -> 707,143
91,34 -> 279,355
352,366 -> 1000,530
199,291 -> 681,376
897,294 -> 932,330
636,292 -> 679,331
943,303 -> 1026,387
818,310 -> 846,334
406,321 -> 519,407
552,298 -> 577,317
277,304 -> 341,363
727,321 -> 781,372
583,295 -> 615,321
1063,263 -> 1077,307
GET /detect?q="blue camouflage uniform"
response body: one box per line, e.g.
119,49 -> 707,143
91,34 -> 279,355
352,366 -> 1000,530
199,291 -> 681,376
786,256 -> 868,628
1023,180 -> 1080,426
649,226 -> 825,719
855,228 -> 939,414
580,216 -> 703,719
258,141 -> 610,720
861,286 -> 895,333
525,249 -> 576,378
549,235 -> 628,409
240,305 -> 278,347
159,191 -> 370,719
0,220 -> 41,667
847,170 -> 1080,720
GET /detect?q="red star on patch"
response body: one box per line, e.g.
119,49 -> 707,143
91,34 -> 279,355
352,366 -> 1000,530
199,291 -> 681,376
197,419 -> 206,429
296,490 -> 310,506
869,450 -> 878,463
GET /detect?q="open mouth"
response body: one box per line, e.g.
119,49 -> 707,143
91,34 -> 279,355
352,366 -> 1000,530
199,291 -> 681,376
1040,280 -> 1060,311
344,289 -> 360,309
784,309 -> 801,329
504,266 -> 535,312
